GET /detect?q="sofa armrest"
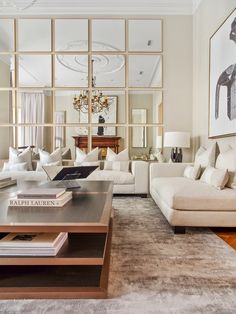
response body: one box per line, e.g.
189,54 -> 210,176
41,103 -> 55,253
150,162 -> 193,183
131,161 -> 149,194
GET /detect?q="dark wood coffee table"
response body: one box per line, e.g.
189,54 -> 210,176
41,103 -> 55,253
0,180 -> 113,299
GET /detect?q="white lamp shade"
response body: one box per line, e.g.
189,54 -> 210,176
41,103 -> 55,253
164,132 -> 190,148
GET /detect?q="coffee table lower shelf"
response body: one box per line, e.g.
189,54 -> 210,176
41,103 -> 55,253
0,221 -> 112,299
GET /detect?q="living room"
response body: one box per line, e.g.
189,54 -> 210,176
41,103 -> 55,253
0,0 -> 235,312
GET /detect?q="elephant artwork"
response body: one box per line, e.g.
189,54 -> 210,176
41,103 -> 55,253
215,17 -> 236,121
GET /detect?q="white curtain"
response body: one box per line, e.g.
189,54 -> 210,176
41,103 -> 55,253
20,93 -> 45,148
55,111 -> 65,148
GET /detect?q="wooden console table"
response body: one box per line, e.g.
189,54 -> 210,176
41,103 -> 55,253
73,136 -> 121,154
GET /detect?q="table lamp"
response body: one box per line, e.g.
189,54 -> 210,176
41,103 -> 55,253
164,132 -> 190,162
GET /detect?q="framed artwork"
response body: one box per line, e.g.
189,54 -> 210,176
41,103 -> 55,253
209,9 -> 236,138
79,96 -> 117,136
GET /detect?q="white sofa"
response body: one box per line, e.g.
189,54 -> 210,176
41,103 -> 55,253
0,160 -> 149,196
150,163 -> 236,233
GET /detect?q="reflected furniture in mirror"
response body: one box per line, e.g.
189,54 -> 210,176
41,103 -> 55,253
73,136 -> 121,157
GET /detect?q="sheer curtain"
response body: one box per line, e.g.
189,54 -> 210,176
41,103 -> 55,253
19,93 -> 45,148
55,111 -> 65,148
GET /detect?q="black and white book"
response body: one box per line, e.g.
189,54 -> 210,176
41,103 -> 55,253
8,191 -> 72,207
0,232 -> 68,256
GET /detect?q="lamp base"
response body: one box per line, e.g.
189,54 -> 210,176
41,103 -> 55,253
171,148 -> 182,163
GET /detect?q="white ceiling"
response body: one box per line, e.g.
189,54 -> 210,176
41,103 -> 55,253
0,0 -> 203,15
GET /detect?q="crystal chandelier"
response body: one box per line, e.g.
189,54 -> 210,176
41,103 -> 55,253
73,90 -> 111,114
0,0 -> 37,10
73,60 -> 111,114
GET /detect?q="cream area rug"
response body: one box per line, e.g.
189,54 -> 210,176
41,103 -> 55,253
0,197 -> 236,314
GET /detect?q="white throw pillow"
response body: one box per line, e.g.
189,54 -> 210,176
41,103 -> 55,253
106,148 -> 129,162
184,164 -> 201,180
75,147 -> 99,163
39,148 -> 62,166
215,146 -> 236,189
36,160 -> 61,172
200,166 -> 229,190
194,143 -> 216,168
2,162 -> 27,172
9,147 -> 32,171
104,161 -> 130,172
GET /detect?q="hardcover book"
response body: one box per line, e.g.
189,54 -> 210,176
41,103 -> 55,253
0,179 -> 17,189
17,188 -> 66,199
8,191 -> 72,207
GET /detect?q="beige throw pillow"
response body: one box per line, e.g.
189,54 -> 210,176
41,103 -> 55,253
215,146 -> 236,189
75,147 -> 99,163
200,166 -> 229,190
104,161 -> 130,172
184,164 -> 201,180
194,143 -> 216,168
9,146 -> 32,171
106,148 -> 129,162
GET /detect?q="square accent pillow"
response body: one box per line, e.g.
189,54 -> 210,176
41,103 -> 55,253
36,148 -> 62,172
106,148 -> 129,162
2,162 -> 28,172
200,166 -> 229,190
9,146 -> 32,171
75,147 -> 99,163
184,164 -> 201,180
194,143 -> 216,168
215,146 -> 236,189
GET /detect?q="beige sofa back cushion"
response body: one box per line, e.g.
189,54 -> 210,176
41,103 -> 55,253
194,143 -> 216,168
215,146 -> 236,189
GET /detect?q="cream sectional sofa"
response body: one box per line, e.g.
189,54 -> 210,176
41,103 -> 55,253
150,163 -> 236,234
0,160 -> 149,196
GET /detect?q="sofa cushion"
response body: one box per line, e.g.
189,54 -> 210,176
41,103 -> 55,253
194,143 -> 216,168
88,170 -> 134,185
215,146 -> 236,189
200,166 -> 229,190
9,146 -> 32,171
75,147 -> 99,163
151,177 -> 236,211
0,171 -> 47,182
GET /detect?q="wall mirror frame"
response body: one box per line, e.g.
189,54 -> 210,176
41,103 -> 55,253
0,17 -> 164,159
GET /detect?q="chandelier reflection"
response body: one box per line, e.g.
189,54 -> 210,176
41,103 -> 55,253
0,0 -> 37,10
73,59 -> 112,114
73,90 -> 112,114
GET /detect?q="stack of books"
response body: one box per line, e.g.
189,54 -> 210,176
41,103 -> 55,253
0,177 -> 17,189
0,232 -> 68,256
8,188 -> 72,207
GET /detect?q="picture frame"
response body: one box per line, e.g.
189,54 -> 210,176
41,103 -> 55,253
209,8 -> 236,138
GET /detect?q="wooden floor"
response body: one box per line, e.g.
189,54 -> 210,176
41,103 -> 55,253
212,228 -> 236,250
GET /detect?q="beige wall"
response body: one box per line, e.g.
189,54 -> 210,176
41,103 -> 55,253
193,0 -> 236,154
162,16 -> 193,162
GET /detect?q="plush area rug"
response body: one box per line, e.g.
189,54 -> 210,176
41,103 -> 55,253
0,197 -> 236,314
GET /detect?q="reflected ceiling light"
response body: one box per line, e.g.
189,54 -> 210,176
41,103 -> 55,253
73,60 -> 112,114
0,0 -> 37,10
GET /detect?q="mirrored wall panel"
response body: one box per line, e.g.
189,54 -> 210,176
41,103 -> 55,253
129,55 -> 162,87
92,55 -> 125,87
0,19 -> 14,51
0,91 -> 13,123
18,55 -> 51,87
55,19 -> 88,51
129,126 -> 163,158
55,90 -> 88,124
0,55 -> 14,87
17,126 -> 53,152
129,20 -> 162,52
0,127 -> 14,158
18,19 -> 51,51
92,19 -> 125,51
17,91 -> 53,124
91,90 -> 125,126
55,54 -> 88,87
129,90 -> 163,124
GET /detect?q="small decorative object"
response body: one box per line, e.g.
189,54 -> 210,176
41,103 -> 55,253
164,132 -> 190,163
209,8 -> 236,137
97,115 -> 105,136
